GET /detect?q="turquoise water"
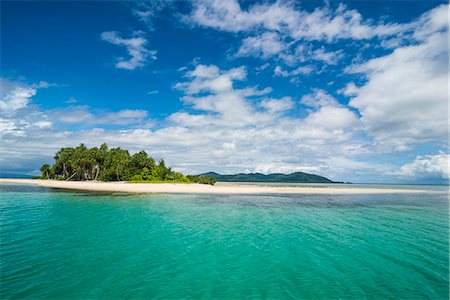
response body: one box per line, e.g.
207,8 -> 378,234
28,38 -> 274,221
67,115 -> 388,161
218,182 -> 450,191
1,184 -> 448,299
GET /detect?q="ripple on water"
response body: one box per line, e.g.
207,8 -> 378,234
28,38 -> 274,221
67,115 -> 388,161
0,184 -> 448,299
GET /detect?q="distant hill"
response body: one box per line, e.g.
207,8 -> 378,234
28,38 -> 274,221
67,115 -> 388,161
199,172 -> 335,183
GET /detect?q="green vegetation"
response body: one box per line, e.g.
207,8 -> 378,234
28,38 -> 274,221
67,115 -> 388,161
199,172 -> 335,183
186,175 -> 216,185
39,143 -> 214,184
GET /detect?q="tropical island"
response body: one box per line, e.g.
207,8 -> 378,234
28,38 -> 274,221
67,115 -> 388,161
38,143 -> 216,185
6,143 -> 425,194
38,143 -> 340,185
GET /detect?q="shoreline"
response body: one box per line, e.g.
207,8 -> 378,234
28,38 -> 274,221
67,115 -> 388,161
0,179 -> 434,194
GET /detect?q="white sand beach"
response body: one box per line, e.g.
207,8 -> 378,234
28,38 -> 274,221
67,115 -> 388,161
0,179 -> 431,194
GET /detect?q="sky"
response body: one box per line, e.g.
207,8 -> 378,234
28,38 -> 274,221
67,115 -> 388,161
0,0 -> 448,183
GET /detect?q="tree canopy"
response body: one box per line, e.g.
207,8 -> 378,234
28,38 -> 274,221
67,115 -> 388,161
39,144 -> 215,185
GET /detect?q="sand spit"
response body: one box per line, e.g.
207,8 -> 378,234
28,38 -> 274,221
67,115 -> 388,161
0,179 -> 432,195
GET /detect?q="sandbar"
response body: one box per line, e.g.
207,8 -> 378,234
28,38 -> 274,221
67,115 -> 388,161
0,178 -> 433,194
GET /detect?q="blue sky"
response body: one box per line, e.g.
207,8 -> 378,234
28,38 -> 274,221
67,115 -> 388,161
1,0 -> 448,183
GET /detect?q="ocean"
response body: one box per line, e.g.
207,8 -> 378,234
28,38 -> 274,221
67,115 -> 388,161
0,183 -> 448,299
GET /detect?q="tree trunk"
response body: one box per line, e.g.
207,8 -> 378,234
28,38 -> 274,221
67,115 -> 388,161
45,170 -> 49,179
94,166 -> 100,181
116,169 -> 120,181
67,172 -> 77,181
63,163 -> 67,179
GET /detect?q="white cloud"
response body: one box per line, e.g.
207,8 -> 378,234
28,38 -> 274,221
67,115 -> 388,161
101,31 -> 157,70
338,83 -> 359,96
30,81 -> 59,89
274,65 -> 289,77
175,64 -> 246,94
300,88 -> 340,108
347,5 -> 448,150
260,97 -> 294,113
186,0 -> 417,66
397,153 -> 449,179
304,105 -> 359,131
2,5 -> 448,183
292,66 -> 313,75
162,65 -> 362,178
188,0 -> 406,41
0,79 -> 36,112
65,97 -> 77,104
132,0 -> 176,30
236,32 -> 287,58
1,69 -> 362,180
411,4 -> 448,41
274,65 -> 313,77
256,63 -> 270,72
34,121 -> 52,128
310,47 -> 343,65
280,44 -> 344,66
0,79 -> 154,143
51,106 -> 149,126
0,7 -> 448,185
188,64 -> 220,78
174,64 -> 294,126
0,86 -> 36,112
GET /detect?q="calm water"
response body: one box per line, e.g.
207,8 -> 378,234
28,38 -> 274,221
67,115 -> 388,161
1,184 -> 448,299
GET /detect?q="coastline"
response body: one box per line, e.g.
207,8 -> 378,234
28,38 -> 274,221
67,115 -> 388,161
0,178 -> 433,194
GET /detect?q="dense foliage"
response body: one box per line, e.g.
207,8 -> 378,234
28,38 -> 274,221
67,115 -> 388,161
200,172 -> 335,183
39,143 -> 214,184
186,175 -> 216,185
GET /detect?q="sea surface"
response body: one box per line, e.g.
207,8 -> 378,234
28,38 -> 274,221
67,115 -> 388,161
1,183 -> 448,299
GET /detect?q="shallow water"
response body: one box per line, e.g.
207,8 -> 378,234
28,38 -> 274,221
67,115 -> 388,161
217,181 -> 450,191
0,183 -> 448,299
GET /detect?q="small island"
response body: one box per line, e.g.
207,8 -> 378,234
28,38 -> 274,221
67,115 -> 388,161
38,143 -> 216,185
3,143 -> 424,195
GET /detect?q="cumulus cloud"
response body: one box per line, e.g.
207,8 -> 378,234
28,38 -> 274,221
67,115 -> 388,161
260,97 -> 294,113
347,4 -> 448,150
0,85 -> 36,112
303,106 -> 359,131
101,31 -> 157,70
162,64 -> 362,177
0,61 -> 367,180
175,64 -> 246,94
174,64 -> 274,125
397,153 -> 449,180
3,3 -> 449,184
0,79 -> 153,142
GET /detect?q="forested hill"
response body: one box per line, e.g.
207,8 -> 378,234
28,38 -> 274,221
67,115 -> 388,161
199,172 -> 335,183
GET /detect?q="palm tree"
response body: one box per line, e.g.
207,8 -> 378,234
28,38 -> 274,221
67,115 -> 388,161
107,148 -> 130,181
40,164 -> 51,179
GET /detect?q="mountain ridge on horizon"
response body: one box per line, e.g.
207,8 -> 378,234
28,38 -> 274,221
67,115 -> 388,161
198,171 -> 339,183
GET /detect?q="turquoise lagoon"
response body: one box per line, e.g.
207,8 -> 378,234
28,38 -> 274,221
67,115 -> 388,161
0,183 -> 448,299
